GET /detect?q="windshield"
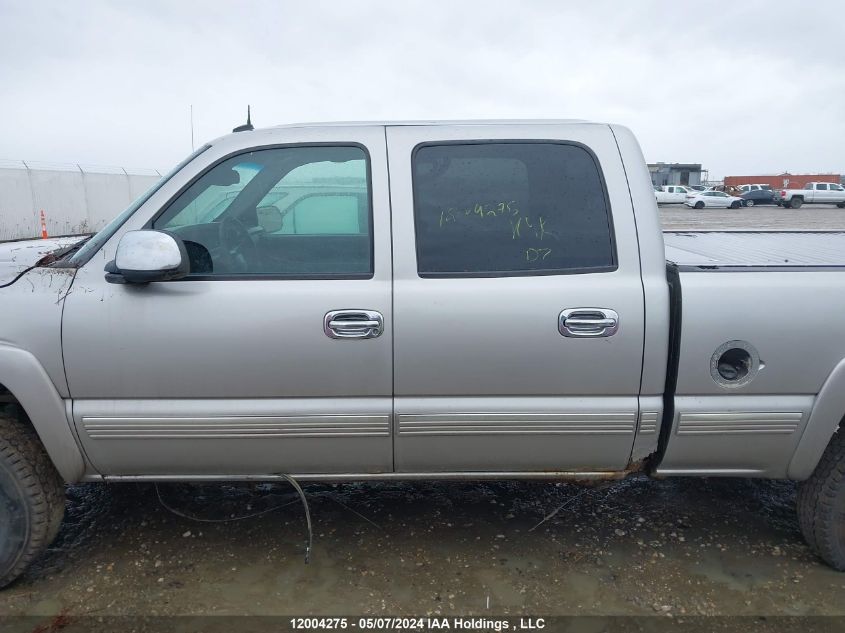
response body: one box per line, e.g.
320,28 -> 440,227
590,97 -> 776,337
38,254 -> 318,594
68,144 -> 211,265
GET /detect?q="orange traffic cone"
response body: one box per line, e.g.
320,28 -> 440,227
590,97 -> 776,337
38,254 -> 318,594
40,210 -> 48,239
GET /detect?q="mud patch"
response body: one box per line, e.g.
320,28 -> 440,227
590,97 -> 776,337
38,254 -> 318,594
1,476 -> 844,617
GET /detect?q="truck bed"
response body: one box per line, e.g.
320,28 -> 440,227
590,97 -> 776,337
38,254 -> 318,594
664,231 -> 845,269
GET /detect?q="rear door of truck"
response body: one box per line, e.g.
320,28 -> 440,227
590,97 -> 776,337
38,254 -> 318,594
386,123 -> 646,472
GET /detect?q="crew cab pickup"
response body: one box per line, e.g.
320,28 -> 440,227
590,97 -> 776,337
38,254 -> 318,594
2,120 -> 845,587
654,184 -> 691,204
779,181 -> 845,208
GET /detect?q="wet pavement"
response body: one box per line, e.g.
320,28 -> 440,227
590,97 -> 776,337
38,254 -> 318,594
1,477 -> 844,618
660,204 -> 845,231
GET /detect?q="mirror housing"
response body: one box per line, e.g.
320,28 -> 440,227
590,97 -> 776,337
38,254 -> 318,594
256,205 -> 284,233
105,230 -> 190,284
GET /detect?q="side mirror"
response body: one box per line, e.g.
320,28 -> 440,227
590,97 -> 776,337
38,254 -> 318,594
105,230 -> 189,284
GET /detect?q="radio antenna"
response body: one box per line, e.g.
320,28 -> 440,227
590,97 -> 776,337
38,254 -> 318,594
233,105 -> 254,132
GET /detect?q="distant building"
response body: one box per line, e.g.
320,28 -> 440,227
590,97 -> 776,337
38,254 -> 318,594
723,173 -> 842,190
648,163 -> 704,187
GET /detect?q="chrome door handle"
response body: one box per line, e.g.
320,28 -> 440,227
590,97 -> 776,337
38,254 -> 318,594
559,308 -> 619,338
324,310 -> 384,339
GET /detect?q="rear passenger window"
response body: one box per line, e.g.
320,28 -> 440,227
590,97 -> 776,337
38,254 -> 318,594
412,143 -> 615,277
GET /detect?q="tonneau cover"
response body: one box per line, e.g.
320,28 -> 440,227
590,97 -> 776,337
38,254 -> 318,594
664,231 -> 845,268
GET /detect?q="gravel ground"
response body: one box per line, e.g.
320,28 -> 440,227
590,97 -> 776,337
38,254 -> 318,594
2,205 -> 845,628
1,477 -> 844,620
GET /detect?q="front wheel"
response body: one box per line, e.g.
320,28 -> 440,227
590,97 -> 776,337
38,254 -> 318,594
797,428 -> 845,570
745,199 -> 755,207
0,415 -> 65,588
837,202 -> 845,209
694,201 -> 705,209
730,201 -> 741,209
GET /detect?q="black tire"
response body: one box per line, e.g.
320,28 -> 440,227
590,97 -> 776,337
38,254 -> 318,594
0,415 -> 65,588
729,201 -> 741,209
797,427 -> 845,570
694,201 -> 705,209
745,199 -> 755,207
837,203 -> 845,209
791,197 -> 803,209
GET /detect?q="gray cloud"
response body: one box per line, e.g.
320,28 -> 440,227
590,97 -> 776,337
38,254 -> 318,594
1,0 -> 843,178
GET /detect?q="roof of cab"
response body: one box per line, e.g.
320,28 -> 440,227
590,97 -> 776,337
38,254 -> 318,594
269,119 -> 594,129
207,119 -> 610,149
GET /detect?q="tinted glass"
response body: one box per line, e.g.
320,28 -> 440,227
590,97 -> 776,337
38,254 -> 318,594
152,146 -> 372,277
412,143 -> 614,276
817,184 -> 828,190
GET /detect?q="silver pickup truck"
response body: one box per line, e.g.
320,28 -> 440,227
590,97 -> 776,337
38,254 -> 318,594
779,181 -> 845,208
2,120 -> 845,587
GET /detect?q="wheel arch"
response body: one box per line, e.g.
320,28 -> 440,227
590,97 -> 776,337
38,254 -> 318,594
0,345 -> 85,482
789,356 -> 845,479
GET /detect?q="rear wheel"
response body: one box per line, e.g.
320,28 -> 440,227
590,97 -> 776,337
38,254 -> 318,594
837,202 -> 845,209
791,198 -> 804,209
0,415 -> 65,588
694,201 -> 705,209
797,428 -> 845,570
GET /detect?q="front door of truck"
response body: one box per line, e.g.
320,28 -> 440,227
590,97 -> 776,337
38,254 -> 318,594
386,124 -> 646,472
62,127 -> 393,476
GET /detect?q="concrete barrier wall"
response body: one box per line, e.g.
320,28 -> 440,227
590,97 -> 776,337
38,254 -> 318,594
0,161 -> 161,241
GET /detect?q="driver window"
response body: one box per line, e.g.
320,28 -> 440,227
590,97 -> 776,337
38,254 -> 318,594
151,146 -> 372,278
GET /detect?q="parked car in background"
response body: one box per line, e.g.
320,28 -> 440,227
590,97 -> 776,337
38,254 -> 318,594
686,185 -> 710,192
737,184 -> 773,193
740,189 -> 781,207
655,185 -> 691,204
779,182 -> 845,209
685,190 -> 743,209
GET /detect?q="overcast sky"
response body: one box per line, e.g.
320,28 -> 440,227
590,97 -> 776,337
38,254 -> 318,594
1,1 -> 843,179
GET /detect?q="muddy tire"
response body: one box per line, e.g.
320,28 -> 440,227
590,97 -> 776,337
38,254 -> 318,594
0,415 -> 65,588
797,427 -> 845,570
